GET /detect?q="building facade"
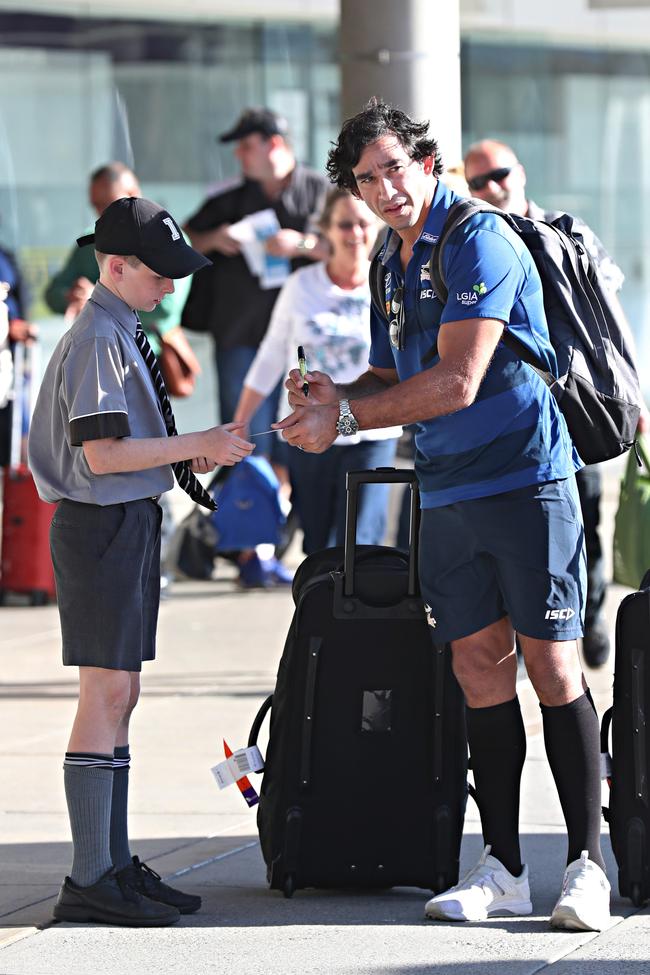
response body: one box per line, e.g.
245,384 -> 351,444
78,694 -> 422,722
1,0 -> 649,392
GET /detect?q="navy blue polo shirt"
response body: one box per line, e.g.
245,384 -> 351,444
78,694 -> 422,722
369,180 -> 581,508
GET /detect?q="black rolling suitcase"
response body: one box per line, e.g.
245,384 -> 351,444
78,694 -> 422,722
248,468 -> 468,898
601,569 -> 650,907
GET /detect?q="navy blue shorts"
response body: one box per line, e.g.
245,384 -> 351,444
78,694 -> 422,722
418,477 -> 586,643
50,498 -> 162,671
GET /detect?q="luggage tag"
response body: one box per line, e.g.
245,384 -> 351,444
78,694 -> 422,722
211,739 -> 264,808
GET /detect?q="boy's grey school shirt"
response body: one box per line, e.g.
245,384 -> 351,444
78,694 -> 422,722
28,281 -> 175,505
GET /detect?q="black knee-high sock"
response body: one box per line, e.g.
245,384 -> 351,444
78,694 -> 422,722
541,692 -> 605,871
466,697 -> 527,877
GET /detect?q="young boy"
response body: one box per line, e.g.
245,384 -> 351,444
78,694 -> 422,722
28,197 -> 254,926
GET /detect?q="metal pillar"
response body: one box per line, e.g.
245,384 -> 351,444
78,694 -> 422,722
340,0 -> 462,167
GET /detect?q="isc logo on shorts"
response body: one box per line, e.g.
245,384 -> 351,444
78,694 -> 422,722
545,608 -> 576,621
424,603 -> 437,628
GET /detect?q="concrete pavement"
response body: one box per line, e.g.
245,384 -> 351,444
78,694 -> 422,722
0,462 -> 649,975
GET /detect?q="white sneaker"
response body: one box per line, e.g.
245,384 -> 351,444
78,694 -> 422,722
424,846 -> 533,922
550,850 -> 610,931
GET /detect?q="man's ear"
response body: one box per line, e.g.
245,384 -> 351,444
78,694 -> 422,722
517,162 -> 527,190
268,133 -> 285,153
422,154 -> 436,176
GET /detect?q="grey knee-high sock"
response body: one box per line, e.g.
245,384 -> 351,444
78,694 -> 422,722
63,754 -> 114,887
110,745 -> 132,871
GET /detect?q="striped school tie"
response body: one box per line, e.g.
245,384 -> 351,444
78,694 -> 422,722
134,324 -> 217,511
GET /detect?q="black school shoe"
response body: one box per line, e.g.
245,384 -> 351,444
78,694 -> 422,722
53,868 -> 180,926
117,856 -> 202,914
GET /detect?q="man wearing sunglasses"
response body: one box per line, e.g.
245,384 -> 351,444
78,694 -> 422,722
463,139 -> 628,672
276,99 -> 609,933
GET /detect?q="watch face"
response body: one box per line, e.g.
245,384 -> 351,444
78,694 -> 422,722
337,414 -> 358,436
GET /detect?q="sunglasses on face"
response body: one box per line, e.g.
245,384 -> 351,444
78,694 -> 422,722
467,166 -> 513,192
334,220 -> 374,230
388,287 -> 405,351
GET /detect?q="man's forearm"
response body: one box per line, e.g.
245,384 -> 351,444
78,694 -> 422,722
184,226 -> 217,255
336,370 -> 393,401
345,361 -> 471,431
44,270 -> 72,315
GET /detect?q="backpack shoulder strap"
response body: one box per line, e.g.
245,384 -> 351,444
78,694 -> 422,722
369,252 -> 389,323
421,199 -> 515,365
424,200 -> 556,383
428,198 -> 509,303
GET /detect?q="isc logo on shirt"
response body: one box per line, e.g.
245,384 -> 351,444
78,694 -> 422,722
545,608 -> 576,620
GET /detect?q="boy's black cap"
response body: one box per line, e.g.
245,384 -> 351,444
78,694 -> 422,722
218,108 -> 288,143
76,197 -> 211,279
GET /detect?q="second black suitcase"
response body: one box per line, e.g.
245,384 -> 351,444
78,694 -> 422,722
248,468 -> 468,898
601,569 -> 650,907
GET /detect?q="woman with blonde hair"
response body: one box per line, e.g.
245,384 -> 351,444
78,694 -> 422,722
235,188 -> 401,554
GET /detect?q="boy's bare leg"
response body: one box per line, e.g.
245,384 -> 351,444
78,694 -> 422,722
64,667 -> 132,886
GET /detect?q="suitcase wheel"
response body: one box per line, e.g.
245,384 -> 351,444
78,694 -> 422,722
30,590 -> 49,607
282,874 -> 295,899
631,882 -> 645,908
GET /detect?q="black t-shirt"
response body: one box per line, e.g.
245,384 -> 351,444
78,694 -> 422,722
184,165 -> 328,350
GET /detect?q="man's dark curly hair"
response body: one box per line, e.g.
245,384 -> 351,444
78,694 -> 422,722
326,97 -> 444,191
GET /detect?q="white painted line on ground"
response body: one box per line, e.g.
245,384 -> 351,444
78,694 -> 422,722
170,840 -> 259,878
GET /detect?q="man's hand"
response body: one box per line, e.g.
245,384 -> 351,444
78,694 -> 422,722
265,229 -> 321,259
202,421 -> 254,466
273,402 -> 339,454
207,224 -> 241,257
8,318 -> 38,343
286,368 -> 338,407
65,277 -> 94,321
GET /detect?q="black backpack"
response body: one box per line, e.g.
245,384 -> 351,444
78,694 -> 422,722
370,199 -> 642,465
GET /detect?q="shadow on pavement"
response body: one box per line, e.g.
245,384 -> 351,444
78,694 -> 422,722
2,830 -> 641,933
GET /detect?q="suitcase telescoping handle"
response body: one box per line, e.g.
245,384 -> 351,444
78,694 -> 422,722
344,468 -> 420,598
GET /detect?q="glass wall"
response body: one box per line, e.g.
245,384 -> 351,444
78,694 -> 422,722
0,13 -> 339,317
462,36 -> 650,396
1,13 -> 648,399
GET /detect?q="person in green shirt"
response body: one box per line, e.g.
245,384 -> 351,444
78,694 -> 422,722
45,162 -> 202,590
45,162 -> 195,359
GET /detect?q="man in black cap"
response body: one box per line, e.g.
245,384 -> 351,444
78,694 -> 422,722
184,108 -> 328,586
28,197 -> 254,927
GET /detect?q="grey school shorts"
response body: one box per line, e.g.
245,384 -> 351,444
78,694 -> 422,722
50,498 -> 162,671
419,477 -> 587,644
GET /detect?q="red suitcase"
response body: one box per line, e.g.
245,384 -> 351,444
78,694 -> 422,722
0,341 -> 56,605
0,464 -> 56,605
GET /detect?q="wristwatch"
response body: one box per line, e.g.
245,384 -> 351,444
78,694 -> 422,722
336,399 -> 359,437
296,234 -> 316,252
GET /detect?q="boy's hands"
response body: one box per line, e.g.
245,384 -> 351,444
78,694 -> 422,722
190,456 -> 215,474
286,368 -> 338,407
202,422 -> 254,467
